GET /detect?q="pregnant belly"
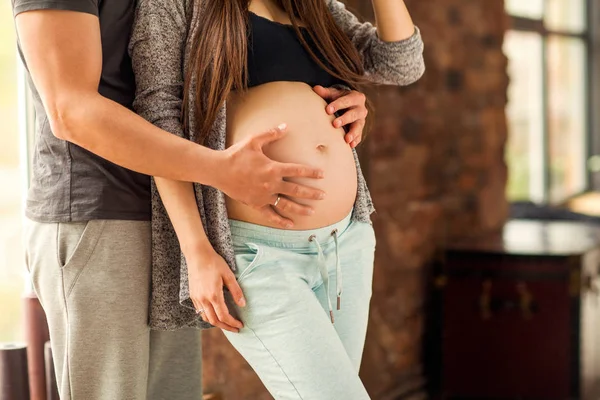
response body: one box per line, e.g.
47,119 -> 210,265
226,81 -> 358,230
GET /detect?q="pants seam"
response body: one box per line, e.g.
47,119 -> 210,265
60,263 -> 73,399
246,326 -> 305,400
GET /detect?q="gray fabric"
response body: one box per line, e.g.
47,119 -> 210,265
13,0 -> 151,223
129,0 -> 425,330
24,219 -> 203,400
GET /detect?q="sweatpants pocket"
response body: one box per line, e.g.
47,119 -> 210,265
56,220 -> 106,297
234,242 -> 267,284
57,220 -> 106,270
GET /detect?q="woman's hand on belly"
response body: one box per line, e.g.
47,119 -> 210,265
219,123 -> 328,228
264,132 -> 358,227
226,82 -> 359,229
313,85 -> 368,149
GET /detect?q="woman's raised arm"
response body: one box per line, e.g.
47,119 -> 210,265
327,0 -> 425,86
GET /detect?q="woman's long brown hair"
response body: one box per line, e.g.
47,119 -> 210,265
183,0 -> 370,143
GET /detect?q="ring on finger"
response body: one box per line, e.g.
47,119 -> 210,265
273,194 -> 282,208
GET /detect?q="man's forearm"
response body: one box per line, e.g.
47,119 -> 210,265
371,0 -> 415,41
50,90 -> 223,186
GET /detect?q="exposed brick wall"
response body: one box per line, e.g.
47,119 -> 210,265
360,0 -> 509,397
202,0 -> 509,398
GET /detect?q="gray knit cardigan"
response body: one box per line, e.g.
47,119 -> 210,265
129,0 -> 425,330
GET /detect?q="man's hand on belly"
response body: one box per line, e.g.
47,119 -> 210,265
313,85 -> 368,149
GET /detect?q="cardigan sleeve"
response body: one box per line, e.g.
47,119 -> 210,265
129,0 -> 189,138
327,0 -> 425,86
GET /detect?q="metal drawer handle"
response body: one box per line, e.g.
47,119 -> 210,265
516,282 -> 533,320
478,280 -> 536,320
479,279 -> 492,320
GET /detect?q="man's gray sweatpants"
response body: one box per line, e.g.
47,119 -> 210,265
24,219 -> 202,400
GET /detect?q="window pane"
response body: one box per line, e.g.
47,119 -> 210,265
0,1 -> 25,342
547,36 -> 587,202
504,31 -> 545,202
545,0 -> 586,33
505,0 -> 543,19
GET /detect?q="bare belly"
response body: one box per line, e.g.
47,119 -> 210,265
226,81 -> 358,230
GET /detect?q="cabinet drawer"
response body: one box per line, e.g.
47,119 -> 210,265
441,276 -> 572,399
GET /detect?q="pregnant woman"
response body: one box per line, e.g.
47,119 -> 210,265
130,0 -> 424,398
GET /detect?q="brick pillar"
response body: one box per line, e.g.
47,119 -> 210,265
353,0 -> 509,397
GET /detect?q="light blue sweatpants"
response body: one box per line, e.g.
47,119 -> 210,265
224,213 -> 375,400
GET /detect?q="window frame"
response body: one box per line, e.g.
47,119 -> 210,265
506,0 -> 597,203
591,0 -> 600,190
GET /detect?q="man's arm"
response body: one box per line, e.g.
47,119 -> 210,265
14,9 -> 325,214
15,10 -> 222,183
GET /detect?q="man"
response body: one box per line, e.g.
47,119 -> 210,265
13,0 -> 369,399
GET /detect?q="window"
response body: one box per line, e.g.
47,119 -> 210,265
0,2 -> 27,342
504,0 -> 591,203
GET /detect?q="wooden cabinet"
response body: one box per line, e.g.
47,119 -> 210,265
429,219 -> 600,399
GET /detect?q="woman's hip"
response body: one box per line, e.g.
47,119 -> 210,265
228,213 -> 375,324
228,212 -> 374,276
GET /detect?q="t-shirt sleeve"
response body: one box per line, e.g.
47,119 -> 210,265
12,0 -> 99,17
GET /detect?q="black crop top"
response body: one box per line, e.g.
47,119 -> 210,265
247,12 -> 347,89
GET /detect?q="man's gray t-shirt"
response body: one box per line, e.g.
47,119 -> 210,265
13,0 -> 150,222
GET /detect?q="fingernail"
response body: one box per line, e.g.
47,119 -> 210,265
346,135 -> 353,143
239,297 -> 246,307
328,106 -> 335,114
319,192 -> 326,199
278,123 -> 287,130
334,120 -> 341,128
308,209 -> 315,215
286,223 -> 293,229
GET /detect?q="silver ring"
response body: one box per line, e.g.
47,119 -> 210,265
196,308 -> 205,315
273,195 -> 281,208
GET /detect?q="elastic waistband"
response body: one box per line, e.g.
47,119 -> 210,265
229,212 -> 353,248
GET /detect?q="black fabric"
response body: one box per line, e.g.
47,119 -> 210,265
13,0 -> 151,222
247,12 -> 347,89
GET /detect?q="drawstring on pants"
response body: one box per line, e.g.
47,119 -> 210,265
309,228 -> 342,324
332,229 -> 342,310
